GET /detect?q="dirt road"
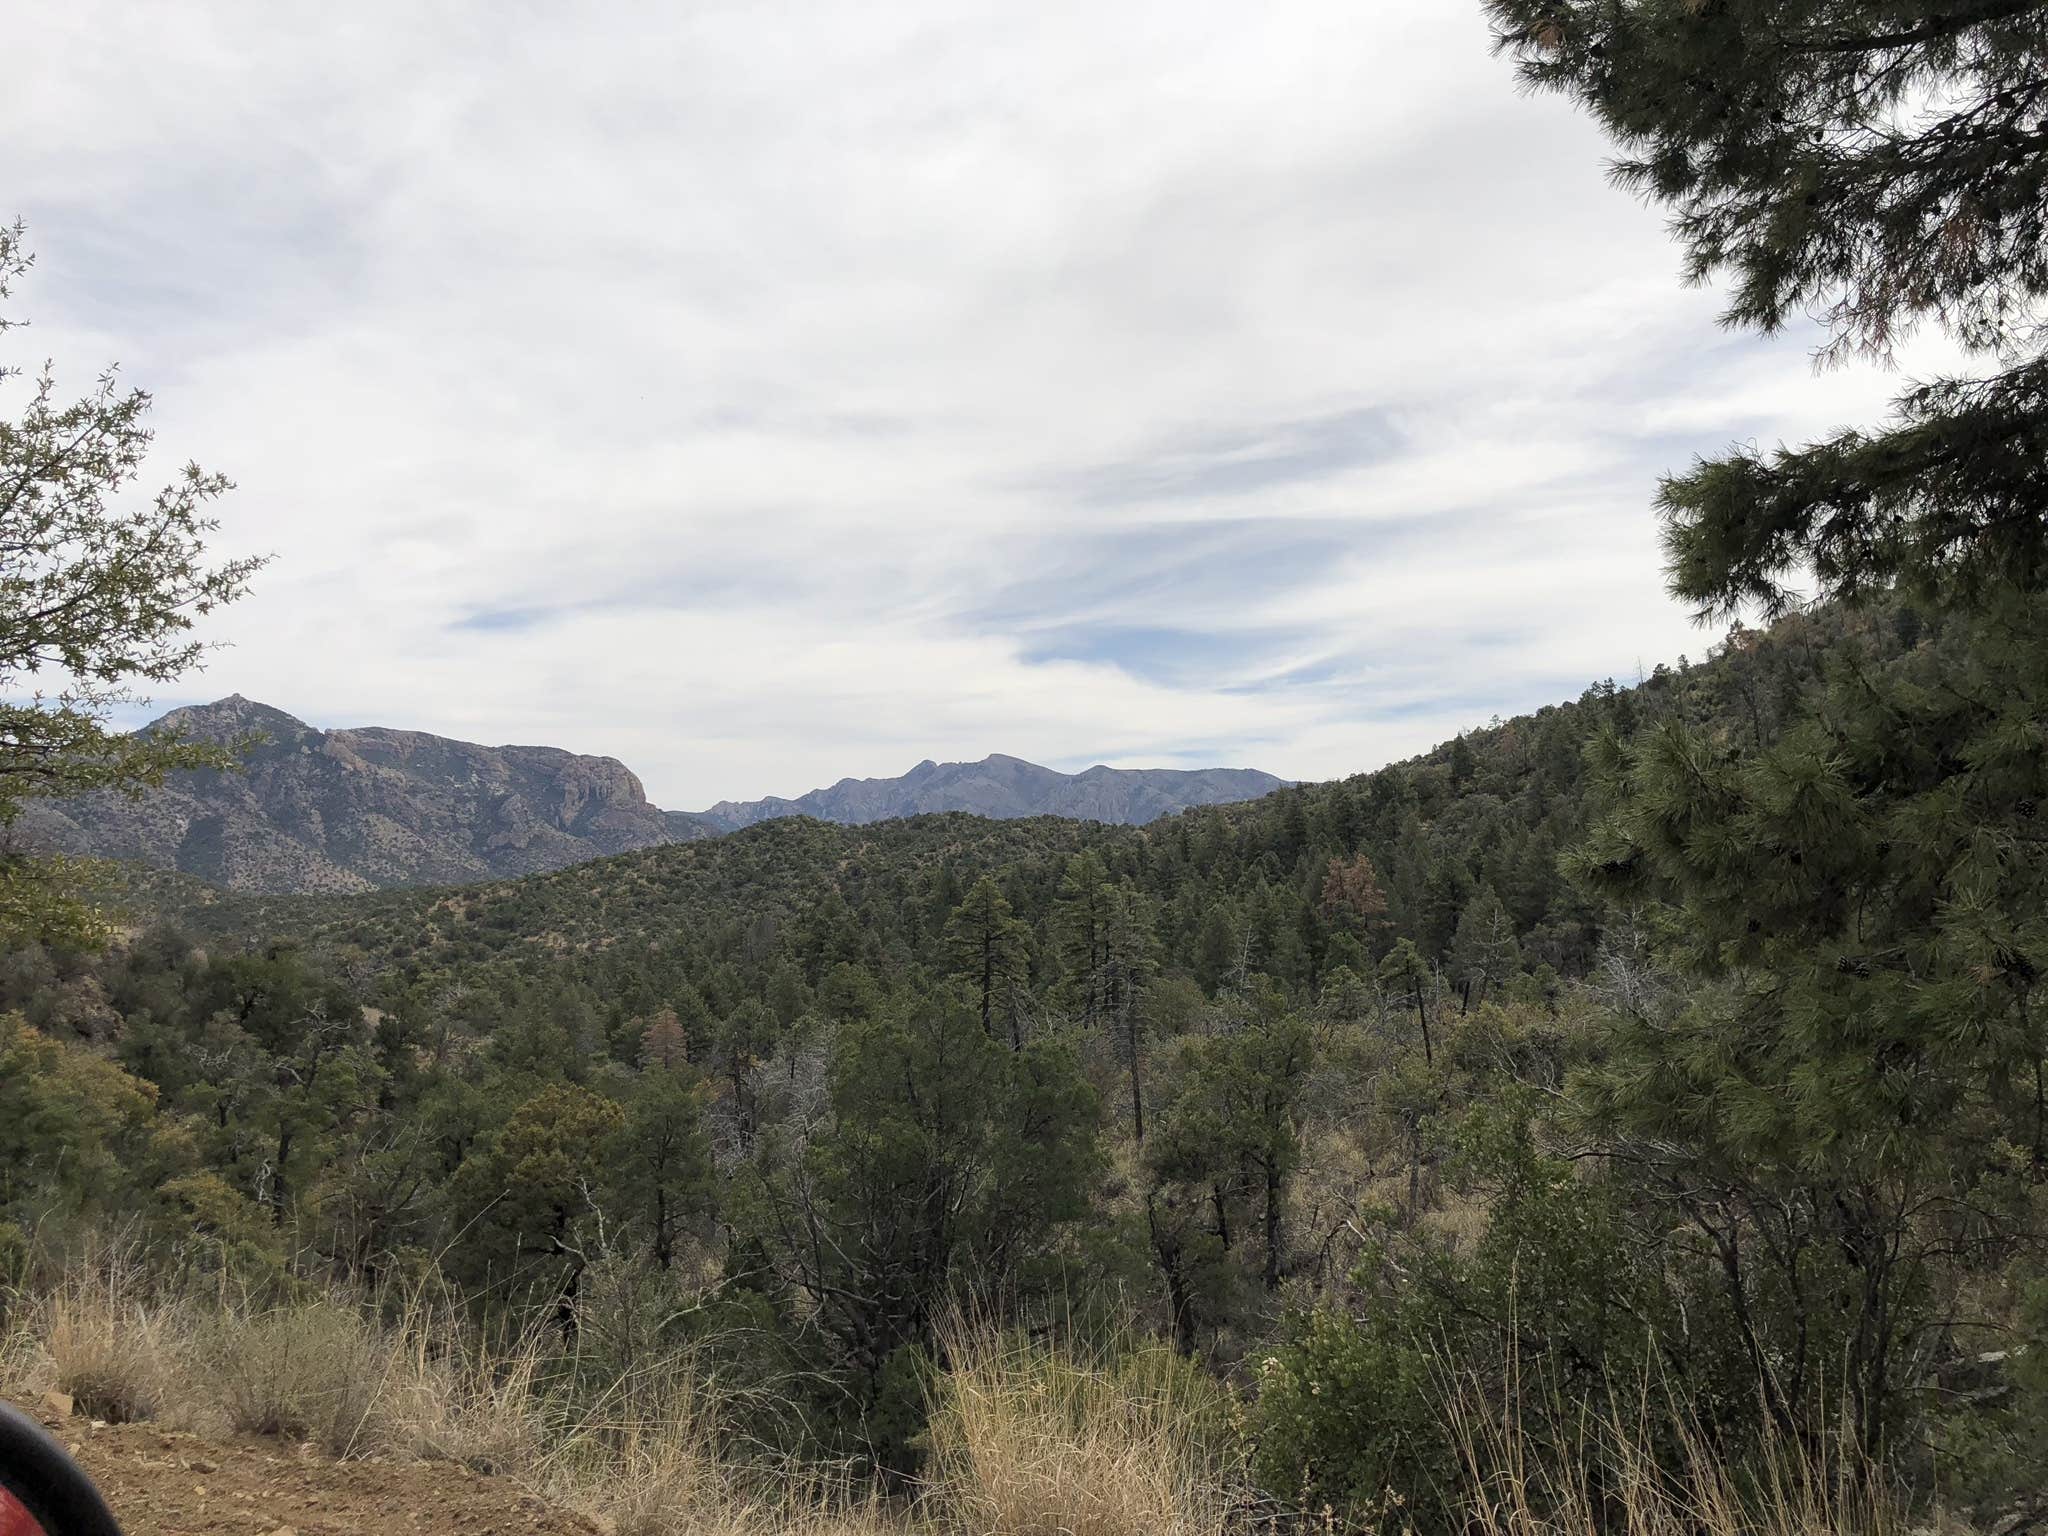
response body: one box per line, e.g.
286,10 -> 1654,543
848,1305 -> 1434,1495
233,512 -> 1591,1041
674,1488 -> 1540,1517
26,1406 -> 601,1536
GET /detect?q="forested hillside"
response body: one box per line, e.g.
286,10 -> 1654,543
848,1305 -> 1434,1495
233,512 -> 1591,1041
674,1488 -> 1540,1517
195,598 -> 1857,999
21,592 -> 2042,1528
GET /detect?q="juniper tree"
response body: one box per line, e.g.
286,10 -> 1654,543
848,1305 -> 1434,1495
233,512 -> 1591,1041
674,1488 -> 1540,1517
0,223 -> 265,942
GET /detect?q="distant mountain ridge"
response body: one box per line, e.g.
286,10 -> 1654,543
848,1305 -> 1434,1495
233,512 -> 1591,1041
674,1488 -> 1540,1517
12,696 -> 682,894
677,753 -> 1284,835
12,698 -> 1284,894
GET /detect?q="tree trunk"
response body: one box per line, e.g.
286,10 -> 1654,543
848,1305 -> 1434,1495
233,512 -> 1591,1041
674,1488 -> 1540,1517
979,936 -> 995,1039
1262,1158 -> 1282,1291
654,1184 -> 673,1270
1406,1117 -> 1422,1224
1125,994 -> 1145,1143
273,1124 -> 293,1226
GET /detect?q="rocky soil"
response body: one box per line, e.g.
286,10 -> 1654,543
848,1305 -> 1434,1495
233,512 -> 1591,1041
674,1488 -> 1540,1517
24,1400 -> 599,1536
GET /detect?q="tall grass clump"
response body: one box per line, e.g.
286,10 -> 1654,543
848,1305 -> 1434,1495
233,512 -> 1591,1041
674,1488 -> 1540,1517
29,1259 -> 191,1424
526,1339 -> 894,1536
379,1308 -> 550,1472
200,1293 -> 397,1455
1444,1368 -> 1909,1536
924,1320 -> 1248,1536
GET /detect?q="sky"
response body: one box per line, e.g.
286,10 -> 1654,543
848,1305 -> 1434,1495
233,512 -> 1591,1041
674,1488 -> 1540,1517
3,3 -> 1937,810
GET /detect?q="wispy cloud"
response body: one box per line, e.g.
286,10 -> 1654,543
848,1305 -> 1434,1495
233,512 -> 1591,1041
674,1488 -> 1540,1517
1047,407 -> 1403,505
0,1 -> 1936,806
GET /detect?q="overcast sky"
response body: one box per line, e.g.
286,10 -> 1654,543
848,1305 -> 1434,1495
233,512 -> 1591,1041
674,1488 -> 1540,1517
5,3 -> 1933,809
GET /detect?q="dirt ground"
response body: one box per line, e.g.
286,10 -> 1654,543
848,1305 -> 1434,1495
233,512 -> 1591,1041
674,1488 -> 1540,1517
22,1402 -> 603,1536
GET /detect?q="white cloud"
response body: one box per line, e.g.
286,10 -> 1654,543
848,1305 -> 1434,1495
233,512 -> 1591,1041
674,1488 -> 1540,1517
2,0 -> 1929,806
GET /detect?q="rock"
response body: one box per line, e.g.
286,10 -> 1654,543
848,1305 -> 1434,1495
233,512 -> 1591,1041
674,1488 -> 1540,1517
39,1389 -> 73,1420
14,698 -> 680,893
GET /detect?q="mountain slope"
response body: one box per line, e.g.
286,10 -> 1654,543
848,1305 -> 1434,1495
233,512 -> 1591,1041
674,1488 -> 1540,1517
13,696 -> 683,894
677,754 -> 1284,834
213,602 -> 1865,987
16,700 -> 1283,893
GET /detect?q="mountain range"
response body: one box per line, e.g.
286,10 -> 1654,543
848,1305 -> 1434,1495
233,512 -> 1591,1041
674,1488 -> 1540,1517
9,697 -> 1283,894
686,754 -> 1282,834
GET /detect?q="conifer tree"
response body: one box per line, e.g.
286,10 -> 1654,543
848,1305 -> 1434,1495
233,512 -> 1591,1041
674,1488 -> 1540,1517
1488,0 -> 2048,1454
1318,851 -> 1390,939
1376,937 -> 1436,1064
1485,0 -> 2048,613
943,875 -> 1029,1046
1051,851 -> 1113,1025
614,1061 -> 712,1271
1449,883 -> 1521,1011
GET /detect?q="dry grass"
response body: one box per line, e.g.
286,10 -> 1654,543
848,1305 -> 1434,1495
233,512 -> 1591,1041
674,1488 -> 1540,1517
381,1316 -> 548,1472
924,1323 -> 1246,1536
535,1395 -> 892,1536
11,1257 -> 1917,1536
1444,1368 -> 1909,1536
21,1264 -> 191,1425
203,1296 -> 394,1452
3,1258 -> 897,1536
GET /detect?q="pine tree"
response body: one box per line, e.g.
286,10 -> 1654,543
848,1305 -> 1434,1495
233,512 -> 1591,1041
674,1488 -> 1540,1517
1486,0 -> 2048,1456
613,1061 -> 711,1271
1376,938 -> 1436,1065
1100,883 -> 1161,1140
1149,986 -> 1313,1293
1318,851 -> 1390,939
1051,852 -> 1113,1025
1449,883 -> 1521,1011
943,876 -> 1029,1046
1484,0 -> 2048,613
637,1008 -> 690,1070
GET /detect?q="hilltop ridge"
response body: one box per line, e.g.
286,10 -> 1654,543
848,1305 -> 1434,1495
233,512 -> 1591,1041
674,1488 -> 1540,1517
11,698 -> 1283,893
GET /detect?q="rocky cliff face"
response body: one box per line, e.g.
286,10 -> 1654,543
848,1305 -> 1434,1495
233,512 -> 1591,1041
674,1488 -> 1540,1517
13,696 -> 686,893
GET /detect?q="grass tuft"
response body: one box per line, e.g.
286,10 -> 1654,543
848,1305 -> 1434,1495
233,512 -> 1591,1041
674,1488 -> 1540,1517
924,1321 -> 1246,1536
